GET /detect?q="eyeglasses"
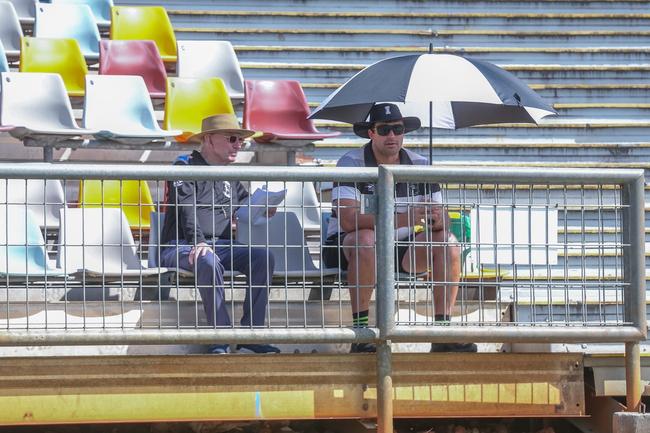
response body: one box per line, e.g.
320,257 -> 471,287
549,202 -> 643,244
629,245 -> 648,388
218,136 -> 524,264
374,124 -> 405,136
227,135 -> 242,144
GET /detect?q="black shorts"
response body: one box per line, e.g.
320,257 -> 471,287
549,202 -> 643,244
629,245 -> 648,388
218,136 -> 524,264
322,232 -> 413,274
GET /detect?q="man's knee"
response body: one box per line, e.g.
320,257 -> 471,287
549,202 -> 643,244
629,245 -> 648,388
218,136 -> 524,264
343,229 -> 376,263
196,253 -> 224,280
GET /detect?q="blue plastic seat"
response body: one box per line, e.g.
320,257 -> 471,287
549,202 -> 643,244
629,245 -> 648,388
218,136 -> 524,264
50,0 -> 113,27
0,41 -> 8,73
34,3 -> 101,61
83,74 -> 180,142
0,1 -> 23,58
0,206 -> 64,277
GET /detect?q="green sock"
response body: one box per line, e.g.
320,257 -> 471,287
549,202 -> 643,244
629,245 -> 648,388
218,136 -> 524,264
435,314 -> 450,325
352,310 -> 369,328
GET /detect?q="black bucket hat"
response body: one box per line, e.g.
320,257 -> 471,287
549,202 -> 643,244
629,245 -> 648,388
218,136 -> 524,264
353,103 -> 421,139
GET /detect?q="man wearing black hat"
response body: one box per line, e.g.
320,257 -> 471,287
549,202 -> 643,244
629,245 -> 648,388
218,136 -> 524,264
323,103 -> 476,353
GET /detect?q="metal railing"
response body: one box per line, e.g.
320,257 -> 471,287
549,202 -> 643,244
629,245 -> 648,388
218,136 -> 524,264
0,163 -> 645,429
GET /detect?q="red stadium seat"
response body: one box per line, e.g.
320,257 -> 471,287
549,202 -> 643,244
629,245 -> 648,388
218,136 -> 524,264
99,40 -> 167,99
244,80 -> 340,144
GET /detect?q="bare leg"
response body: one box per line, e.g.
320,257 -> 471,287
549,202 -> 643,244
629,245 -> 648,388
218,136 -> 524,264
342,229 -> 376,314
401,231 -> 461,316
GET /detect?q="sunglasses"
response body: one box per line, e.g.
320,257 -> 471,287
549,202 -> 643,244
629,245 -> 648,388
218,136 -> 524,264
374,124 -> 405,136
227,135 -> 243,144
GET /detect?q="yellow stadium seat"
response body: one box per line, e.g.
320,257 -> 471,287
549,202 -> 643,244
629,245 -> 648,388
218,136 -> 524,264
19,37 -> 88,97
79,180 -> 155,230
110,6 -> 177,63
163,77 -> 234,142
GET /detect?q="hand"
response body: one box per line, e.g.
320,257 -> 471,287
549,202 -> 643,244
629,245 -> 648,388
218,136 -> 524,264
189,242 -> 212,266
264,207 -> 277,218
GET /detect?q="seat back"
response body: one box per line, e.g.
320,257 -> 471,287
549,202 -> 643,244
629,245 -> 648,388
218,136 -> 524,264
0,2 -> 23,55
34,3 -> 100,59
0,205 -> 53,276
7,0 -> 35,23
99,40 -> 167,97
177,41 -> 244,99
236,211 -> 319,274
0,179 -> 65,230
57,207 -> 141,273
0,41 -> 8,73
244,80 -> 319,135
79,179 -> 155,230
163,77 -> 234,136
250,181 -> 321,231
19,37 -> 88,97
0,72 -> 81,132
83,74 -> 165,137
110,6 -> 177,62
50,0 -> 113,26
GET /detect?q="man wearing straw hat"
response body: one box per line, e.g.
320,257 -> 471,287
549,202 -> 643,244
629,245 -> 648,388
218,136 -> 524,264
160,113 -> 280,355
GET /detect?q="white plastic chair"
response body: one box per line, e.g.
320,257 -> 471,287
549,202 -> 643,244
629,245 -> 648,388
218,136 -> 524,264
0,72 -> 98,139
0,179 -> 65,230
0,41 -> 8,73
7,0 -> 35,24
0,1 -> 23,58
177,40 -> 245,99
236,211 -> 337,279
250,181 -> 322,232
50,0 -> 113,27
83,75 -> 181,142
34,3 -> 101,61
57,207 -> 166,278
0,205 -> 64,278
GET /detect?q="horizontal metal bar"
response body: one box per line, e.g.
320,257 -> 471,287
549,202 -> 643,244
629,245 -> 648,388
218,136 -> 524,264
0,163 -> 377,182
388,325 -> 646,343
385,165 -> 645,185
0,327 -> 379,346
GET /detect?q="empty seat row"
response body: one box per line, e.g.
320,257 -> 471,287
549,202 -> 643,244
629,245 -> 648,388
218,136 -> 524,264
0,72 -> 338,146
4,0 -> 112,25
1,3 -> 175,62
2,36 -> 244,100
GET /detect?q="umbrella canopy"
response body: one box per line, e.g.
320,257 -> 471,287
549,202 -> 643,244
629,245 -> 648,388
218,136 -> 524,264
309,53 -> 556,130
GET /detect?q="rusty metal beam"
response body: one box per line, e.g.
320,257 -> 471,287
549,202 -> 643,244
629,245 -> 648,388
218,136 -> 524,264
0,353 -> 584,425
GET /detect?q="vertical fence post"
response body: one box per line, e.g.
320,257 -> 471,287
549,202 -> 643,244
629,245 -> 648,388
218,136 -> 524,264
376,166 -> 395,433
622,174 -> 647,412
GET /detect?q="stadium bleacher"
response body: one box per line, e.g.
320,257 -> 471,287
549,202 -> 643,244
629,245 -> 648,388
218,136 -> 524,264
0,0 -> 648,357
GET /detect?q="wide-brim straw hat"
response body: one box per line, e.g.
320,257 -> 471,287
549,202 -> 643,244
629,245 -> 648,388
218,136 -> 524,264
186,114 -> 257,143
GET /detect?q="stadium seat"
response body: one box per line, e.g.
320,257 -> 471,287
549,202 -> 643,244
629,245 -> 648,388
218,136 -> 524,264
99,40 -> 167,99
57,207 -> 164,277
79,179 -> 155,230
244,80 -> 341,144
0,1 -> 23,58
177,40 -> 245,99
7,0 -> 35,24
163,77 -> 234,141
0,179 -> 66,230
0,41 -> 8,73
0,72 -> 97,138
34,3 -> 101,61
50,0 -> 113,27
19,37 -> 88,97
236,211 -> 338,279
110,6 -> 177,63
83,75 -> 180,141
250,181 -> 322,232
0,205 -> 64,278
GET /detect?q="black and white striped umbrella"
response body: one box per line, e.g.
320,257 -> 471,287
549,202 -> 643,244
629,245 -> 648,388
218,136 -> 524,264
309,53 -> 556,130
